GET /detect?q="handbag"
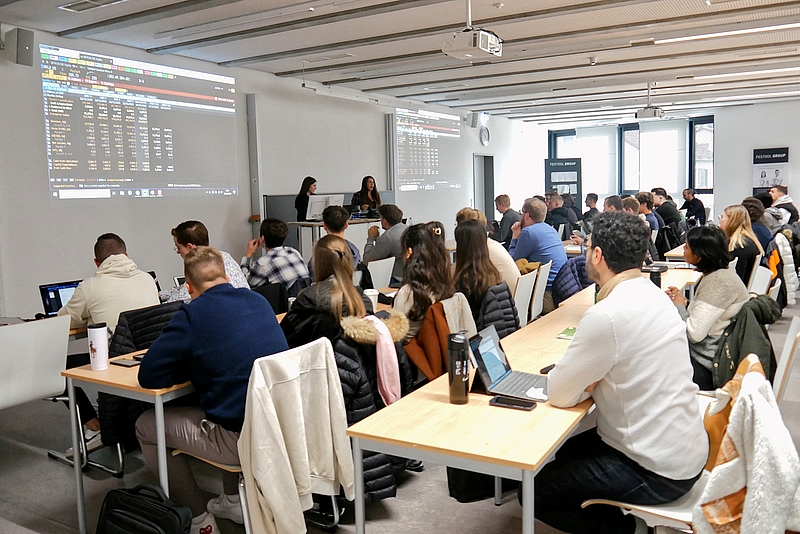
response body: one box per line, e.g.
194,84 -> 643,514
96,484 -> 192,534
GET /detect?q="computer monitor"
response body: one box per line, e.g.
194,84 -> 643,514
39,279 -> 82,317
305,194 -> 346,221
147,270 -> 161,292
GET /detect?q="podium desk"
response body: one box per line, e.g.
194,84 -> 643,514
63,352 -> 194,534
348,301 -> 593,534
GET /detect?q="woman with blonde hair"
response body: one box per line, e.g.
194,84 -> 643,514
719,204 -> 764,285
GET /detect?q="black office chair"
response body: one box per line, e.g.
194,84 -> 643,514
252,283 -> 289,314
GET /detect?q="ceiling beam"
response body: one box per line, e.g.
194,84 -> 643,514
148,0 -> 453,54
57,0 -> 241,38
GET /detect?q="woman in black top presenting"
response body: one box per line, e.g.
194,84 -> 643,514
351,175 -> 381,212
294,176 -> 317,221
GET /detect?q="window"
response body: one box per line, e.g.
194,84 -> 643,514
689,116 -> 714,218
620,125 -> 639,194
619,121 -> 687,199
577,127 -> 616,198
548,129 -> 576,159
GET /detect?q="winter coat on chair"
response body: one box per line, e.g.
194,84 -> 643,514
279,279 -> 412,501
551,255 -> 593,307
475,282 -> 519,339
775,231 -> 798,305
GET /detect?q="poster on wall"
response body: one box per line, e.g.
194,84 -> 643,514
545,158 -> 582,201
753,147 -> 789,195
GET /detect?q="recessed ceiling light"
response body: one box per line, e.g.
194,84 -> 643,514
59,0 -> 128,12
695,66 -> 800,80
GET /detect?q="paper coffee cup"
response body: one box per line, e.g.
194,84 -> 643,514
87,323 -> 109,371
288,297 -> 296,309
364,289 -> 379,311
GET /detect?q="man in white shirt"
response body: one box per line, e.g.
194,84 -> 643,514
534,211 -> 708,534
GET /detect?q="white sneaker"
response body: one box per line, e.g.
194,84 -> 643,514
65,428 -> 103,458
191,511 -> 220,534
207,493 -> 243,524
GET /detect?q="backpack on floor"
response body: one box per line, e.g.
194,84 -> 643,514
96,485 -> 192,534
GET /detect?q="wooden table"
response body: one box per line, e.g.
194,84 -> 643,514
348,300 -> 593,534
665,244 -> 685,261
563,240 -> 583,257
288,218 -> 379,257
63,353 -> 194,534
559,269 -> 701,308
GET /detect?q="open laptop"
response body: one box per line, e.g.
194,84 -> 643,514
147,270 -> 161,292
39,279 -> 81,317
173,275 -> 185,288
305,194 -> 345,221
469,324 -> 548,402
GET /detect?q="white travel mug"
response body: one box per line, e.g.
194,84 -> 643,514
87,323 -> 109,371
287,297 -> 296,309
364,289 -> 379,311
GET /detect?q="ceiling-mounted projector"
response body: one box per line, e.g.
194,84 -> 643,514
635,105 -> 664,119
443,29 -> 502,60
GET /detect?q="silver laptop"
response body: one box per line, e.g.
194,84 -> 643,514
470,325 -> 548,402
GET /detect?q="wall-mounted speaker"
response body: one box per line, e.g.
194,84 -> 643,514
466,112 -> 479,128
1,28 -> 34,67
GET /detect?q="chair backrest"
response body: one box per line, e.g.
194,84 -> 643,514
367,257 -> 395,290
253,282 -> 289,314
768,277 -> 782,302
746,253 -> 764,290
651,229 -> 658,243
352,270 -> 363,287
748,265 -> 772,295
728,257 -> 738,271
513,270 -> 538,326
530,261 -> 553,321
774,316 -> 800,404
0,315 -> 70,411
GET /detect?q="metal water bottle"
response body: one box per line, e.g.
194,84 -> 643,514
448,332 -> 469,404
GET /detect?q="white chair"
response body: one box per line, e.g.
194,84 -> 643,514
651,229 -> 658,243
748,265 -> 772,295
556,224 -> 566,241
727,257 -> 738,271
768,277 -> 782,301
0,315 -> 70,411
774,316 -> 800,405
513,269 -> 538,326
530,261 -> 553,321
352,270 -> 363,287
745,253 -> 764,290
367,257 -> 395,290
581,395 -> 715,530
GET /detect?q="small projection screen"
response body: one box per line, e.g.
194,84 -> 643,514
40,44 -> 238,200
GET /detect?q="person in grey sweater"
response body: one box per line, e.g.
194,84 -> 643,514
492,194 -> 521,249
666,225 -> 749,390
363,204 -> 407,285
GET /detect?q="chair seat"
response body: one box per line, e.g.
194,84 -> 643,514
581,471 -> 710,529
172,449 -> 242,473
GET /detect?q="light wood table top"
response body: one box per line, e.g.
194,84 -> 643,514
348,300 -> 593,473
558,269 -> 701,308
62,351 -> 191,396
665,244 -> 685,260
563,241 -> 582,257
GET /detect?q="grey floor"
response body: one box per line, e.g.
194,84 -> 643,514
2,309 -> 799,534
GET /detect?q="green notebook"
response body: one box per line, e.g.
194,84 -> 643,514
557,327 -> 577,340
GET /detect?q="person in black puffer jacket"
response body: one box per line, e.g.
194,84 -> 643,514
280,235 -> 412,502
476,282 -> 519,339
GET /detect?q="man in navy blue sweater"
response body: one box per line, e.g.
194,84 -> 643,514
136,246 -> 288,534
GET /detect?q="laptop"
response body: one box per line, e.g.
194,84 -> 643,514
147,270 -> 161,292
39,279 -> 81,317
173,276 -> 185,288
469,324 -> 549,402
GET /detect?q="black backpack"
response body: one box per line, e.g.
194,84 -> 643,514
97,485 -> 192,534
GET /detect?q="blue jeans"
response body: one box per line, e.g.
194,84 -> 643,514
529,429 -> 700,534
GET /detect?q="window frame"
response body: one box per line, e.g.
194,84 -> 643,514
688,116 -> 714,196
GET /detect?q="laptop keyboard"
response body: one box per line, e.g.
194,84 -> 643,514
493,372 -> 540,397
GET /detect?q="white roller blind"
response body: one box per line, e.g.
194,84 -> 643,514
639,120 -> 687,195
576,126 -> 617,197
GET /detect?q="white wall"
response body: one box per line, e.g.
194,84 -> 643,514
714,100 -> 800,214
0,28 -> 544,317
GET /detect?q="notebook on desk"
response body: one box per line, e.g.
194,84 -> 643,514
39,279 -> 81,317
469,324 -> 549,402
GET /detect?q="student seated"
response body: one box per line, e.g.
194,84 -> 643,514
719,204 -> 764,285
58,233 -> 159,451
162,220 -> 250,303
490,194 -> 521,249
456,207 -> 519,297
240,218 -> 310,294
393,222 -> 454,341
742,196 -> 774,251
307,205 -> 361,278
509,198 -> 567,313
535,212 -> 707,534
635,191 -> 663,231
666,226 -> 750,390
136,247 -> 288,534
454,219 -> 517,337
362,204 -> 407,286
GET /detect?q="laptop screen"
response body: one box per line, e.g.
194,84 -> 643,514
147,270 -> 161,292
469,325 -> 512,386
39,280 -> 81,317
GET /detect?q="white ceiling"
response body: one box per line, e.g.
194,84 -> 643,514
3,0 -> 800,124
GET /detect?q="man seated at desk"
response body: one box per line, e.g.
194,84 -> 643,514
59,232 -> 159,451
307,205 -> 361,278
362,204 -> 407,286
162,219 -> 249,303
533,211 -> 707,534
241,218 -> 310,295
509,197 -> 567,313
137,246 -> 288,534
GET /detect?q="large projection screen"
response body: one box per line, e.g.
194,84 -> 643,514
40,44 -> 238,200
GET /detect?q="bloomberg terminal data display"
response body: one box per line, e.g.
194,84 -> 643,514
40,44 -> 238,199
395,108 -> 461,192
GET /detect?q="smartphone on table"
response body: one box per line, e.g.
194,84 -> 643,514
489,396 -> 536,411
